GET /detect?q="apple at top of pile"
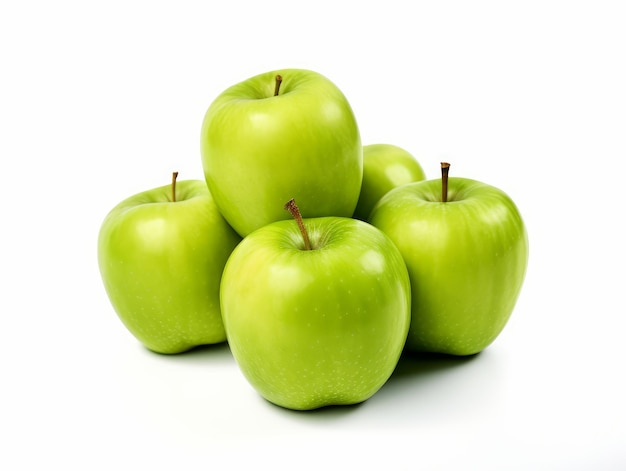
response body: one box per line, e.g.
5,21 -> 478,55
200,68 -> 363,237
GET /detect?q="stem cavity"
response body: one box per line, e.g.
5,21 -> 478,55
284,198 -> 312,250
274,74 -> 283,96
171,171 -> 179,202
441,162 -> 450,203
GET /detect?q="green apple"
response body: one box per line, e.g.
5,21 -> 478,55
200,68 -> 363,237
98,174 -> 241,354
220,199 -> 411,410
353,143 -> 427,221
369,164 -> 528,356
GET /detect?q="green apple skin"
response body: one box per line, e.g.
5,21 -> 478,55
200,68 -> 363,237
98,180 -> 241,354
353,144 -> 427,221
220,217 -> 411,410
369,177 -> 528,356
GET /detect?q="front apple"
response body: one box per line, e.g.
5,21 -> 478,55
369,165 -> 528,356
353,143 -> 426,221
200,68 -> 363,237
220,201 -> 411,410
98,175 -> 241,354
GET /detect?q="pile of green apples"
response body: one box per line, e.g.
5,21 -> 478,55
98,68 -> 529,411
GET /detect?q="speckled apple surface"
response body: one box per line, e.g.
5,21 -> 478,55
220,217 -> 411,410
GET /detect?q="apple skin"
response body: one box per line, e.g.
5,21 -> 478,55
200,68 -> 363,237
353,143 -> 426,221
220,216 -> 411,410
369,177 -> 528,356
98,180 -> 241,354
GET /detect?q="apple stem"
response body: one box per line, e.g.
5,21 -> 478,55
274,75 -> 283,96
284,198 -> 312,250
441,162 -> 450,203
171,171 -> 179,202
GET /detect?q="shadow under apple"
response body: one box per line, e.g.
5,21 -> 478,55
269,352 -> 478,419
377,349 -> 486,403
140,340 -> 236,367
391,350 -> 480,380
365,347 -> 507,426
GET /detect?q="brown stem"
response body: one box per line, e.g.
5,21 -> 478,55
171,171 -> 179,202
441,162 -> 450,202
284,198 -> 312,250
274,75 -> 283,96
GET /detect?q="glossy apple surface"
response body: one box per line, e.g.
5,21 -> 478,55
220,216 -> 411,410
353,143 -> 426,221
369,176 -> 528,355
200,68 -> 362,237
98,179 -> 241,354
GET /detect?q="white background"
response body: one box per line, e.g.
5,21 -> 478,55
2,1 -> 625,469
